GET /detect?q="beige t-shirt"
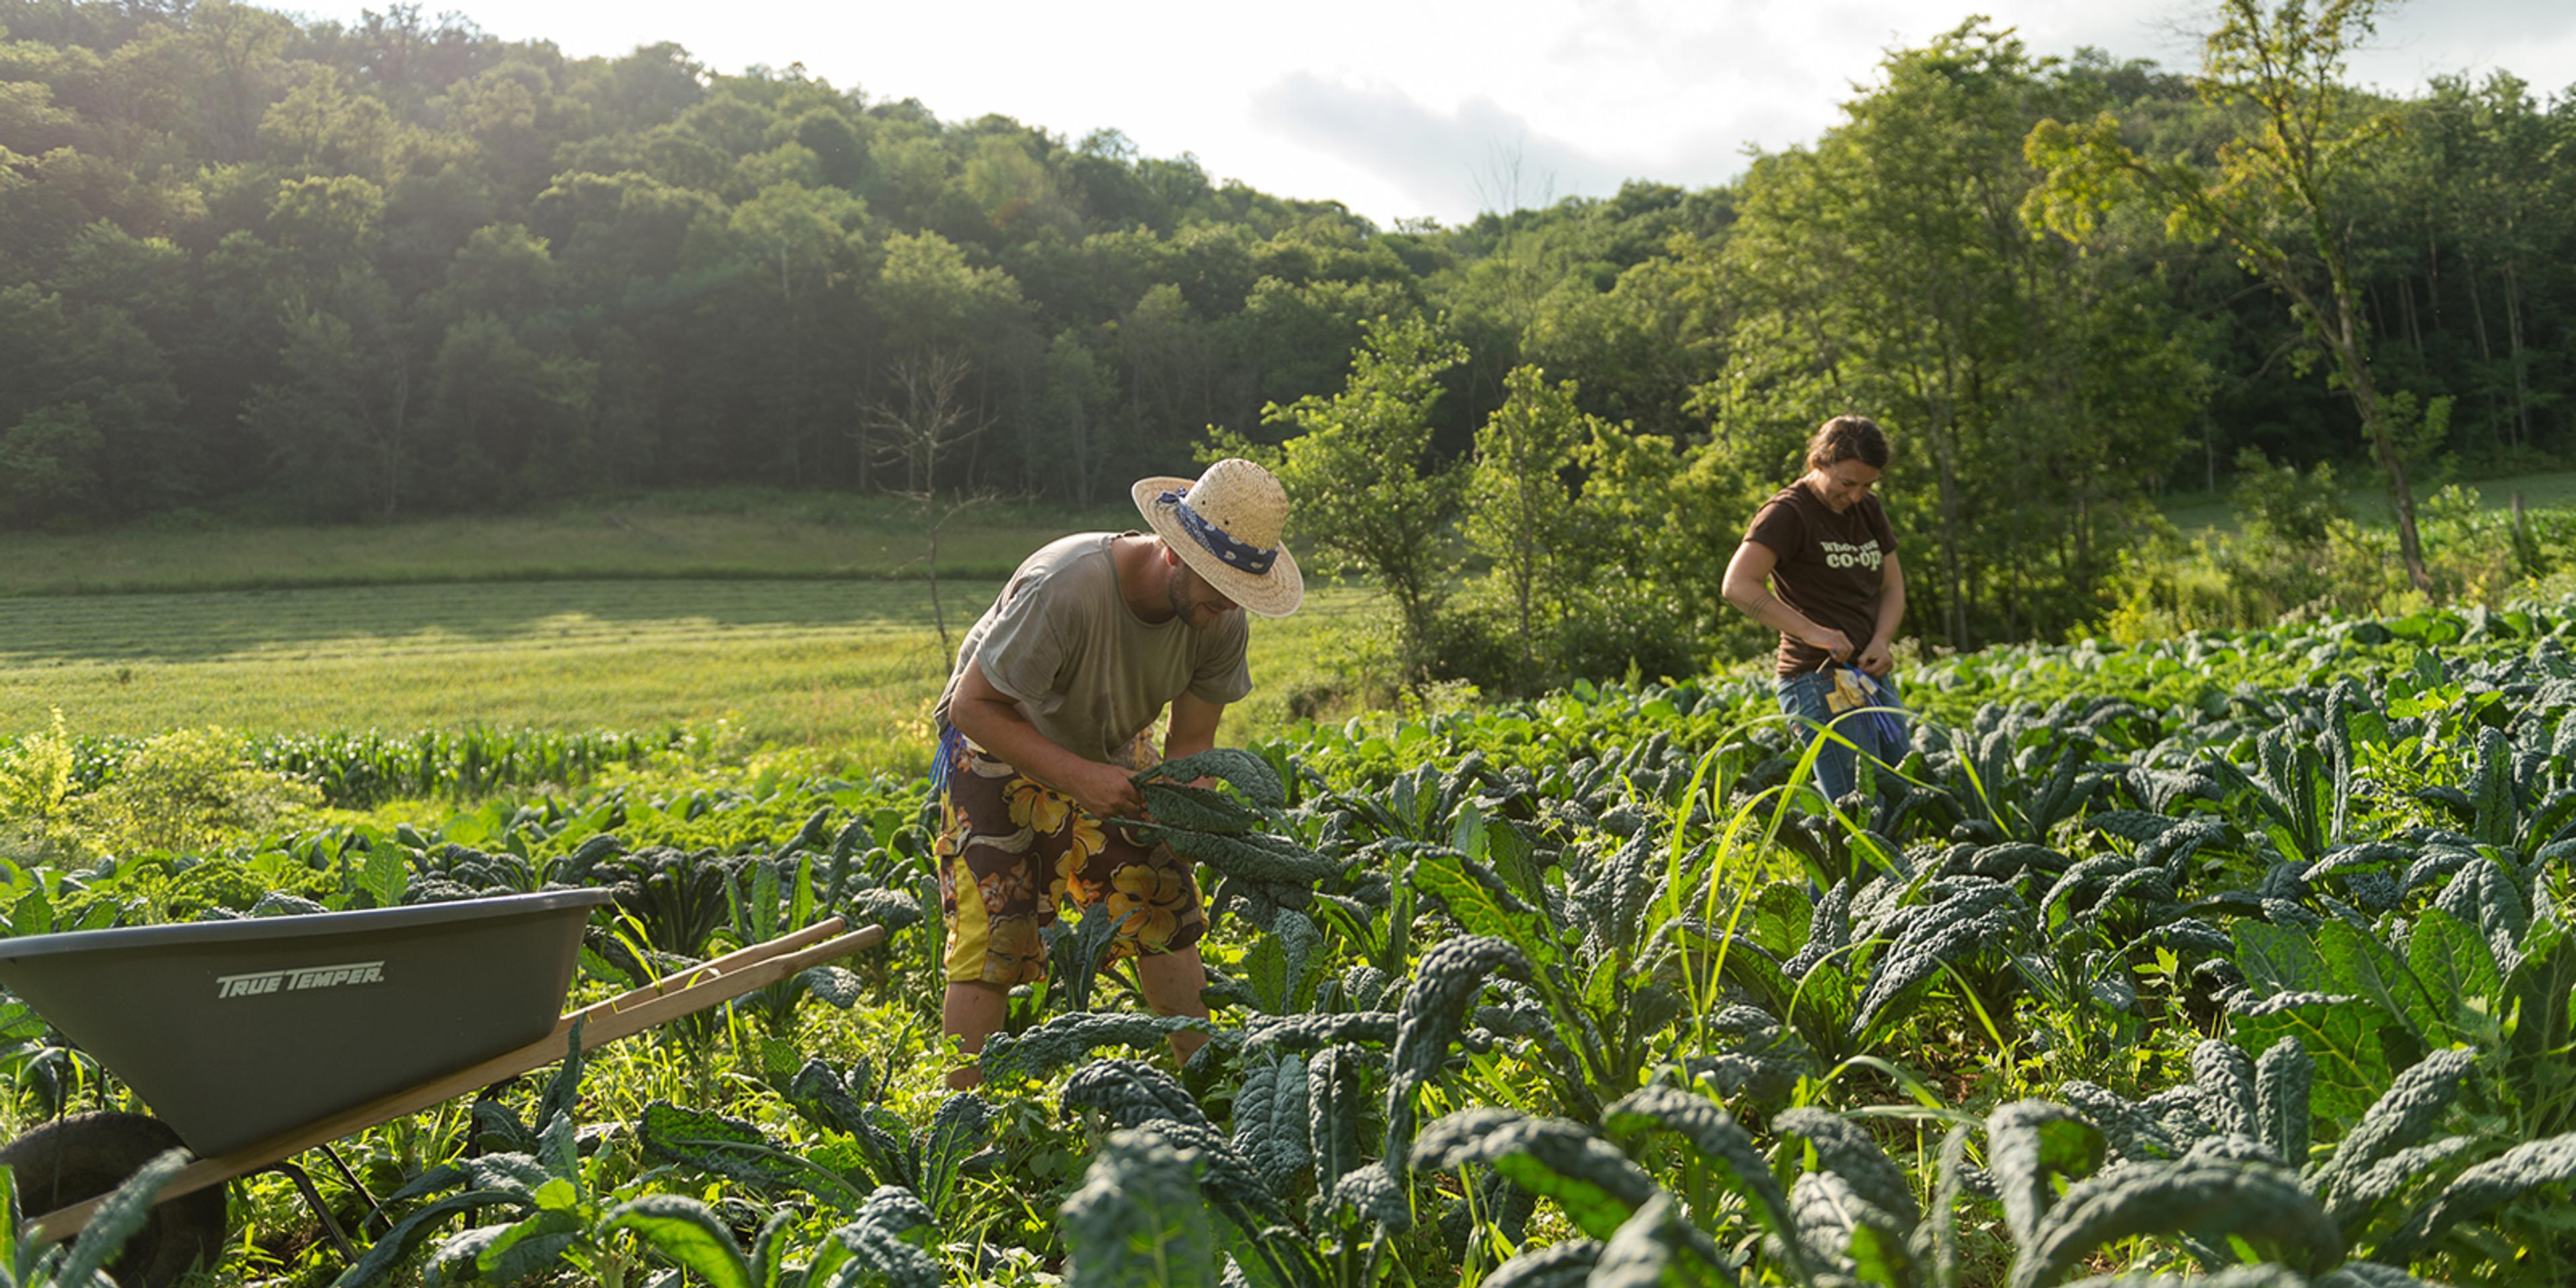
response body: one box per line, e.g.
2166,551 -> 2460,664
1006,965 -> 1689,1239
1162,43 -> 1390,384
934,533 -> 1254,765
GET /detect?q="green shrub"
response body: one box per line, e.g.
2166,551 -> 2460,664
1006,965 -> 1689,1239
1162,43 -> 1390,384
2102,453 -> 2571,641
0,710 -> 87,865
80,728 -> 321,857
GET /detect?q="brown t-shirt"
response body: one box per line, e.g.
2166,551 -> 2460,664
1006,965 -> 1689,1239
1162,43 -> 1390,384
1744,482 -> 1898,677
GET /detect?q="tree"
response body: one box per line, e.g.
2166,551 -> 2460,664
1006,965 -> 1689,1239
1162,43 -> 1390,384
1040,329 -> 1112,506
0,405 -> 104,526
1464,365 -> 1591,683
421,313 -> 596,503
865,349 -> 991,655
1237,313 -> 1466,686
239,277 -> 418,517
1715,23 -> 2043,645
2028,0 -> 2433,592
1708,21 -> 2202,647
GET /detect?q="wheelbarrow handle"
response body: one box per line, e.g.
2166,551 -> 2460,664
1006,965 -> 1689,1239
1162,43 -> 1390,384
27,920 -> 890,1245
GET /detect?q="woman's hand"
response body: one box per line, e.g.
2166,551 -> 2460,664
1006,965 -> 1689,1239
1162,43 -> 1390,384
1859,638 -> 1895,676
1805,625 -> 1856,662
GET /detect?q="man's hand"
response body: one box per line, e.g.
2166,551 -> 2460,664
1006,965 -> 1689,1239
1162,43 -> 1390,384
1806,625 -> 1856,663
1063,758 -> 1146,821
1858,637 -> 1895,677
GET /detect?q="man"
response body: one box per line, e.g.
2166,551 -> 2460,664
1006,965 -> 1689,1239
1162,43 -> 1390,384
930,458 -> 1303,1087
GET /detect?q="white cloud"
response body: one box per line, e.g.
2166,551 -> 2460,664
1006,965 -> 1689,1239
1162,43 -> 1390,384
292,0 -> 2576,225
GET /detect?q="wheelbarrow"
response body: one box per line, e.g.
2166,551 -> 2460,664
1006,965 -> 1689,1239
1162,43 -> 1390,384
0,890 -> 888,1285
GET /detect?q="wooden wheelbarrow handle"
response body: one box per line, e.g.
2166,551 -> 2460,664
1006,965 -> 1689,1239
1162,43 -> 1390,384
28,918 -> 888,1244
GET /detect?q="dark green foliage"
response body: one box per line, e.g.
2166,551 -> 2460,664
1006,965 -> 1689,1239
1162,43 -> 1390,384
1385,936 -> 1530,1177
807,1187 -> 945,1288
1601,1086 -> 1802,1278
1238,1011 -> 1399,1057
1773,1108 -> 1920,1230
2010,1159 -> 2340,1288
977,1012 -> 1211,1085
2377,1132 -> 2576,1262
2254,1038 -> 2314,1171
1063,1059 -> 1215,1133
1137,750 -> 1287,809
635,1101 -> 873,1210
1988,1101 -> 2110,1249
1408,1108 -> 1658,1241
1138,784 -> 1265,836
1588,1193 -> 1735,1287
1061,1129 -> 1220,1288
1479,1238 -> 1603,1288
1231,1053 -> 1310,1196
2314,1049 -> 2476,1206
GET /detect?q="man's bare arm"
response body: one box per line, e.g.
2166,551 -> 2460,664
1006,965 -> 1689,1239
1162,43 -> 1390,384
1165,690 -> 1225,765
947,657 -> 1144,819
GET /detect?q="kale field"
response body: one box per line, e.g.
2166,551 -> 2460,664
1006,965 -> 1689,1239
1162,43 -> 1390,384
7,597 -> 2576,1286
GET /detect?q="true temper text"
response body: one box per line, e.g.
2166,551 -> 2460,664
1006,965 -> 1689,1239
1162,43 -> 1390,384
215,961 -> 386,999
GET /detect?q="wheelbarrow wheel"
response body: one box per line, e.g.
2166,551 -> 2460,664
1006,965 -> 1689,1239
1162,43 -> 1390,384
0,1112 -> 226,1288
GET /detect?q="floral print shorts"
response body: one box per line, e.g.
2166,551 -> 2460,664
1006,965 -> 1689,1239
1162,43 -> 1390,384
934,731 -> 1206,986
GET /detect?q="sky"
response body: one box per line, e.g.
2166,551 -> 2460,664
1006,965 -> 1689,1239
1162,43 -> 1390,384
295,0 -> 2576,228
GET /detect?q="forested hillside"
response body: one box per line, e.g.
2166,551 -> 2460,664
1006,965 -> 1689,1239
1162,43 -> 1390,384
2,1 -> 2571,650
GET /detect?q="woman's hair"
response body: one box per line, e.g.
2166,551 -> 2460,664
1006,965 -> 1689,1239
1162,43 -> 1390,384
1804,415 -> 1891,472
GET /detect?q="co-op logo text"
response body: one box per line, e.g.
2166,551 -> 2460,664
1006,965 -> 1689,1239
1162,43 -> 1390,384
215,961 -> 387,999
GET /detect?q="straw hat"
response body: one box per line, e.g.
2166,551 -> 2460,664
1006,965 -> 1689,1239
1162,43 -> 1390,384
1131,458 -> 1303,618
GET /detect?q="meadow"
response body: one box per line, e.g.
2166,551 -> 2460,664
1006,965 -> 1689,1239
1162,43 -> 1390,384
2155,467 -> 2576,534
0,500 -> 1368,770
0,492 -> 1138,597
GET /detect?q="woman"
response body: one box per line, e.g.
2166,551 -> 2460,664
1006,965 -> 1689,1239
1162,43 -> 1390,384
1721,415 -> 1909,805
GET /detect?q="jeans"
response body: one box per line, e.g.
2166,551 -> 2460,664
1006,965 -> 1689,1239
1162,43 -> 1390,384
1776,668 -> 1911,807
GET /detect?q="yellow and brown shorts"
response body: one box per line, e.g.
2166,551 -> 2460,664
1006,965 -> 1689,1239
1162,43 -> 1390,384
932,730 -> 1206,986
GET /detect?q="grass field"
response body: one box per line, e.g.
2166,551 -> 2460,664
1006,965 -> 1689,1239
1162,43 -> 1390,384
2159,466 -> 2576,532
0,491 -> 1139,597
1,577 -> 1368,768
0,498 -> 1376,770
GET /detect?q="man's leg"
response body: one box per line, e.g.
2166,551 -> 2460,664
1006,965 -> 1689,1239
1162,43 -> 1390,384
943,981 -> 1009,1089
934,740 -> 1052,1089
1134,946 -> 1212,1066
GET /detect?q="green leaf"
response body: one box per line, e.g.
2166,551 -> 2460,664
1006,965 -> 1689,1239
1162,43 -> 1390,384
474,1208 -> 584,1282
917,1091 -> 994,1220
1138,749 -> 1285,808
2231,996 -> 2392,1125
796,965 -> 865,1009
1590,1193 -> 1729,1287
9,886 -> 51,938
1410,850 -> 1559,968
529,1176 -> 579,1212
636,1101 -> 872,1209
1987,1102 -> 2108,1248
599,1194 -> 753,1288
331,1189 -> 530,1287
2233,921 -> 2333,996
1061,1129 -> 1222,1288
55,1146 -> 191,1288
1411,1108 -> 1654,1241
2318,920 -> 2443,1042
2406,908 -> 2503,1045
359,843 -> 408,908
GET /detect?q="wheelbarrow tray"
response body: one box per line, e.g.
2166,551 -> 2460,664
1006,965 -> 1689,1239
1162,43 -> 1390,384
0,890 -> 614,1157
